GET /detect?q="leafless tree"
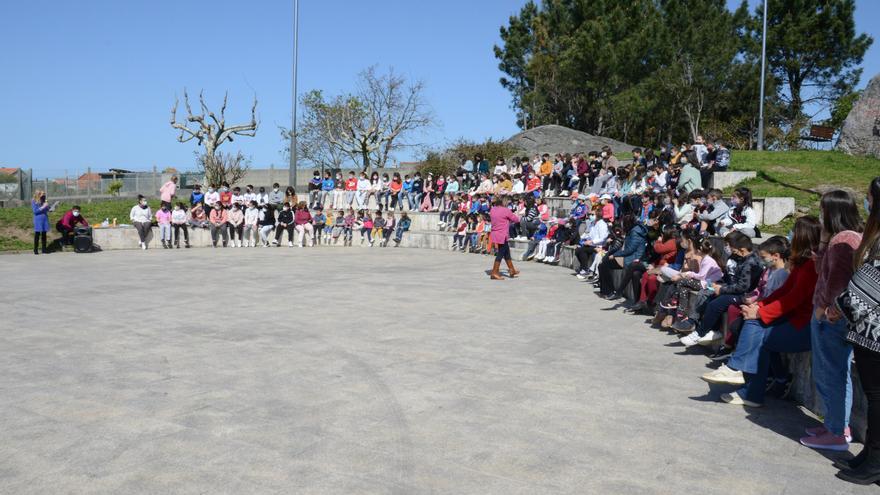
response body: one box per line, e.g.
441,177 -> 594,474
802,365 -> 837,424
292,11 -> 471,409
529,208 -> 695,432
170,89 -> 258,184
298,67 -> 437,171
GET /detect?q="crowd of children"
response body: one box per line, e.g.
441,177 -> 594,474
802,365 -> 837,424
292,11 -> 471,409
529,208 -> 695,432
31,138 -> 880,484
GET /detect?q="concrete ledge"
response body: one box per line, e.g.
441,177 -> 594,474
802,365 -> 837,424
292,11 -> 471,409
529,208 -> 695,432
759,197 -> 796,225
710,171 -> 756,190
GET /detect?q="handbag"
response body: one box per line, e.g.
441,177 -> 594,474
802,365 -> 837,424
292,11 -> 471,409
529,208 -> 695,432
837,259 -> 880,352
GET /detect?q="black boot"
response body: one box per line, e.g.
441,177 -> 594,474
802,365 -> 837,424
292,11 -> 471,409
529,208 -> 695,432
835,445 -> 871,471
836,448 -> 880,485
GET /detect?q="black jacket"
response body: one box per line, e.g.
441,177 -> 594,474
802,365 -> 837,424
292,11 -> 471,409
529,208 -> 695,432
276,209 -> 294,225
720,252 -> 762,295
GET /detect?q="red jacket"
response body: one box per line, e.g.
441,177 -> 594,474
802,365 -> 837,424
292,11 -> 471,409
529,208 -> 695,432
59,210 -> 87,230
653,238 -> 677,266
758,258 -> 818,329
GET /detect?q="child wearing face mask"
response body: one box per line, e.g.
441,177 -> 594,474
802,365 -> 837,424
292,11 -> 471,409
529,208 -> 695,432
243,185 -> 257,206
243,201 -> 259,247
268,183 -> 284,209
227,203 -> 244,247
129,195 -> 153,250
171,202 -> 190,248
258,204 -> 276,247
203,185 -> 220,216
312,206 -> 327,245
274,202 -> 295,247
156,203 -> 173,249
219,182 -> 233,207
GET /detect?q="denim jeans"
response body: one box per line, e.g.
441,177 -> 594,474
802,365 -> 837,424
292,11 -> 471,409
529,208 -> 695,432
728,318 -> 811,404
345,191 -> 356,207
811,315 -> 853,435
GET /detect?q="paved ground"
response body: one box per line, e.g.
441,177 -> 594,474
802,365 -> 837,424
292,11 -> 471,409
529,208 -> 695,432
0,248 -> 871,494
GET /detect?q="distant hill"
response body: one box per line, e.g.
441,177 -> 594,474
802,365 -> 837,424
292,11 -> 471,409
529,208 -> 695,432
504,124 -> 635,156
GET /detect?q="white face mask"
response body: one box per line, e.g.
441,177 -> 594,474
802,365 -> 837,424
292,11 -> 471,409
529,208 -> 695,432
72,211 -> 80,217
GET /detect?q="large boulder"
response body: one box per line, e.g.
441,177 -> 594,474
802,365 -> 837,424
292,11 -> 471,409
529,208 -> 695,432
504,124 -> 635,156
839,73 -> 880,158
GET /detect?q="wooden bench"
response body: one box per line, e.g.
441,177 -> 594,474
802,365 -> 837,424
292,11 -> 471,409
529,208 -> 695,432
800,125 -> 835,148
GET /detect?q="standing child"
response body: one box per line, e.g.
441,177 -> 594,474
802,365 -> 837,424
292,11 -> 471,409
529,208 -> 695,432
156,203 -> 173,249
172,202 -> 190,248
243,200 -> 259,247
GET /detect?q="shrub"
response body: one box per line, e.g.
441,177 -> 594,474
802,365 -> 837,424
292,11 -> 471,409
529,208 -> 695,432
107,179 -> 123,196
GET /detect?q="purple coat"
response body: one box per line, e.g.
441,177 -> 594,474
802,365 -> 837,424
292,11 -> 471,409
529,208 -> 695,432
489,206 -> 519,245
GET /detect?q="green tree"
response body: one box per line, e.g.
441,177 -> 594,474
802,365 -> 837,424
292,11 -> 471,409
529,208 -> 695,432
756,0 -> 872,123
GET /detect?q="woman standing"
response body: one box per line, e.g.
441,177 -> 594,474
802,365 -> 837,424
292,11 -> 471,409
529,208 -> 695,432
834,177 -> 880,484
31,189 -> 51,255
129,195 -> 153,250
488,196 -> 519,280
801,190 -> 863,452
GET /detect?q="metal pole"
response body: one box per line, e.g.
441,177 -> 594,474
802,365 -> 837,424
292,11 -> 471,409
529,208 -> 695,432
757,0 -> 768,151
288,0 -> 300,190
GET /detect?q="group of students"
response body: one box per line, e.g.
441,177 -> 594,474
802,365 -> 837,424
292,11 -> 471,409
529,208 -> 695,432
528,178 -> 880,486
126,195 -> 413,250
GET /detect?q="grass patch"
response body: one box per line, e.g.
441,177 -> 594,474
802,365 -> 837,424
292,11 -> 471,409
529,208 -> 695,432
728,150 -> 878,234
0,198 -> 163,253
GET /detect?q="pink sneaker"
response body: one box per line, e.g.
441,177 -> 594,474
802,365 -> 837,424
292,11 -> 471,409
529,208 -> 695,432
799,431 -> 850,451
804,426 -> 853,443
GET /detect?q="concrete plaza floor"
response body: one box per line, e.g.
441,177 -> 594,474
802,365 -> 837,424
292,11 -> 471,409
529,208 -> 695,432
0,248 -> 871,494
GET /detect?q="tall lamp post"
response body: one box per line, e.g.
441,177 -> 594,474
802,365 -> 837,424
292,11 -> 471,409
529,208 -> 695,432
288,0 -> 300,189
757,0 -> 768,151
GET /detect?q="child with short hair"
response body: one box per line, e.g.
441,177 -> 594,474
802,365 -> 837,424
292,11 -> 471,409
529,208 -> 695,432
383,212 -> 396,247
228,203 -> 244,247
258,205 -> 276,247
372,210 -> 386,246
453,218 -> 467,251
343,209 -> 355,246
243,200 -> 259,247
172,202 -> 190,248
393,212 -> 411,246
156,203 -> 173,249
312,207 -> 327,245
332,210 -> 345,244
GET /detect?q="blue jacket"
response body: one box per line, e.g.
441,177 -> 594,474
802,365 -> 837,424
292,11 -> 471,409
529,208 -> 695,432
609,223 -> 648,266
32,200 -> 50,232
402,180 -> 413,193
322,178 -> 335,191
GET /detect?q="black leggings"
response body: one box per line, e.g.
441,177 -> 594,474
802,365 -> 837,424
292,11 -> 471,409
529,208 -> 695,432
855,346 -> 880,449
33,232 -> 47,253
619,262 -> 646,300
495,242 -> 511,262
597,257 -> 623,295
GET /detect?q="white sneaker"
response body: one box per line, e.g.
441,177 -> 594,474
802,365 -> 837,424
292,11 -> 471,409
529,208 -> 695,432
141,242 -> 146,250
701,364 -> 745,385
288,241 -> 293,247
698,330 -> 723,346
721,392 -> 762,408
576,271 -> 589,280
680,332 -> 701,347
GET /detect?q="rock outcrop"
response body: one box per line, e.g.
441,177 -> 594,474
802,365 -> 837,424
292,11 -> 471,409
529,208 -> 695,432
839,73 -> 880,158
504,124 -> 635,156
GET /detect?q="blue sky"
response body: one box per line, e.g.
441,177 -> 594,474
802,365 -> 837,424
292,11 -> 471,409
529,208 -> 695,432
1,0 -> 878,178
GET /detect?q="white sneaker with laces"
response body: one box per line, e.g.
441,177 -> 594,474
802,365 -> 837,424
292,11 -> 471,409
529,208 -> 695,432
701,364 -> 745,385
680,332 -> 701,347
288,241 -> 293,247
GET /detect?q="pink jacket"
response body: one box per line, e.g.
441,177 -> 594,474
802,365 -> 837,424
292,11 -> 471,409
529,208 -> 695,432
159,181 -> 177,202
155,209 -> 172,224
489,206 -> 519,244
